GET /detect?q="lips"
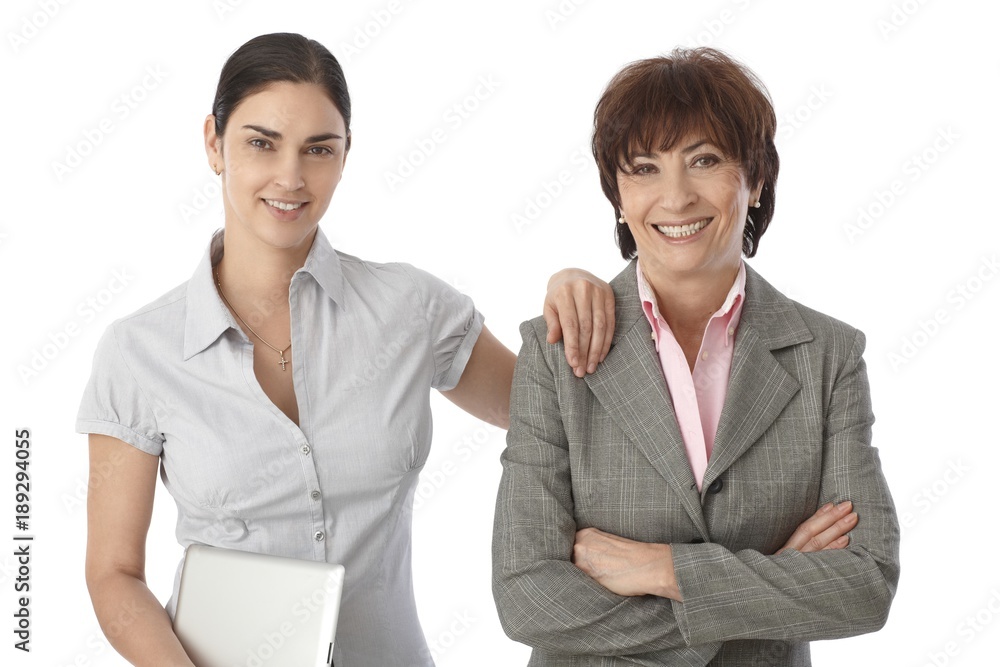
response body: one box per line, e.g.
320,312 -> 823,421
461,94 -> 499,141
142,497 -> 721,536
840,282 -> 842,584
655,218 -> 710,238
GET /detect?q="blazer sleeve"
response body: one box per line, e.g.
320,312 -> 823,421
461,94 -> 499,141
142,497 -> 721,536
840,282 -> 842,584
669,328 -> 901,645
492,321 -> 722,662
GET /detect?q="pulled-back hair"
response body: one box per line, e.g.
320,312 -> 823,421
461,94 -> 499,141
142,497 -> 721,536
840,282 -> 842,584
592,47 -> 778,258
212,32 -> 352,150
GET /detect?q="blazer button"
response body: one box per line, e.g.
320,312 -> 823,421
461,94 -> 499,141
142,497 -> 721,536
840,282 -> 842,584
689,538 -> 705,544
706,478 -> 724,494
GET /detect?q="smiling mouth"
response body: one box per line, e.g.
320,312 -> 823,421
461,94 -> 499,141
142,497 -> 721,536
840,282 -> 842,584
264,199 -> 303,211
655,218 -> 710,238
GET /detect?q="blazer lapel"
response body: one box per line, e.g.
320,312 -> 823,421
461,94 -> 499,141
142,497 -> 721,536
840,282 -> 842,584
702,265 -> 812,492
585,261 -> 709,539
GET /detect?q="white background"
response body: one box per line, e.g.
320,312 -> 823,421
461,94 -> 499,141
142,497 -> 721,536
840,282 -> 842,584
3,0 -> 999,665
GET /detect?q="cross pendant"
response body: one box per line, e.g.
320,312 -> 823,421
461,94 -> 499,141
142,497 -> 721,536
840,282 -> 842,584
279,352 -> 288,371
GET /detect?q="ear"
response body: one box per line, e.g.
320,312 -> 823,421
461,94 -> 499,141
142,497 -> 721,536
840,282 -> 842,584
204,115 -> 223,173
751,180 -> 764,206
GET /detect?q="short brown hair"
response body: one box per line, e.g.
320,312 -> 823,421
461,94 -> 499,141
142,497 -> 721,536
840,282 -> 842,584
591,47 -> 778,258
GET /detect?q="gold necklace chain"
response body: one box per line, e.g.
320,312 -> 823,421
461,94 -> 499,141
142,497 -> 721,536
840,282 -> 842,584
214,268 -> 292,371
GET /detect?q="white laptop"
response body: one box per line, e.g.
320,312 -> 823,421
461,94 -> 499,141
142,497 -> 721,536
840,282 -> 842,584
173,544 -> 345,667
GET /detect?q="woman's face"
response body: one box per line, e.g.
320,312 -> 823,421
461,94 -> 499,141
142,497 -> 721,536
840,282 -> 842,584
616,134 -> 761,282
204,81 -> 349,253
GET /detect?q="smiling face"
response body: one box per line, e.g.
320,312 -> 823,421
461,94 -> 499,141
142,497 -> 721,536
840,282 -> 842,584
204,81 -> 349,254
616,134 -> 762,285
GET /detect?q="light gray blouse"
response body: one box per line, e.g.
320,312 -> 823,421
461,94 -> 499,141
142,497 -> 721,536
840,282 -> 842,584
77,226 -> 484,665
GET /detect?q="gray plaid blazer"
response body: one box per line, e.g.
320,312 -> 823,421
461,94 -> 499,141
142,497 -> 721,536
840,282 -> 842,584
492,260 -> 900,666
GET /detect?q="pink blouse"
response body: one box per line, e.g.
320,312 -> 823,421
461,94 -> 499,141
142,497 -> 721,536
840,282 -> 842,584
637,262 -> 746,490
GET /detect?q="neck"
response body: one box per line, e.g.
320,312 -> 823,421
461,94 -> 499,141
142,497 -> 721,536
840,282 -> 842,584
215,225 -> 317,314
643,260 -> 740,337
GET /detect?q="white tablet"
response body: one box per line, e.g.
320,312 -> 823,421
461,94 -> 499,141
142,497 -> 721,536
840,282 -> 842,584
173,544 -> 344,667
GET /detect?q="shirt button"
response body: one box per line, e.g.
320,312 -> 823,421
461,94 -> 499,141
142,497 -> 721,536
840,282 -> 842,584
728,327 -> 735,336
300,444 -> 311,455
314,531 -> 325,541
701,351 -> 709,360
310,490 -> 321,500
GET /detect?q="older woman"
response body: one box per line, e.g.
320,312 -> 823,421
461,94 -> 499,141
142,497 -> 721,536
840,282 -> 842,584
493,48 -> 900,665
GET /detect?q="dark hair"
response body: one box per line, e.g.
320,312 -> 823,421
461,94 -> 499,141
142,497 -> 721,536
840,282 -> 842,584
212,33 -> 352,150
592,47 -> 778,258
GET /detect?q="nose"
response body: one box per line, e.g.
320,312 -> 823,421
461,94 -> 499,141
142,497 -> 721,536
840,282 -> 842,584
274,152 -> 305,192
657,166 -> 697,213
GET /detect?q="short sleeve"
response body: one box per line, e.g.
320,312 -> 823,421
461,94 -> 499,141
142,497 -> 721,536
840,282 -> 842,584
75,324 -> 164,455
403,265 -> 484,391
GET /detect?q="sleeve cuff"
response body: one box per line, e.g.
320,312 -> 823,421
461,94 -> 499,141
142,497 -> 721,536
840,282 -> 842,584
435,309 -> 485,391
75,418 -> 163,456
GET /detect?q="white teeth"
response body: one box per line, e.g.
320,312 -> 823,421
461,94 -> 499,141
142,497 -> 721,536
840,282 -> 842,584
265,199 -> 303,211
656,219 -> 709,238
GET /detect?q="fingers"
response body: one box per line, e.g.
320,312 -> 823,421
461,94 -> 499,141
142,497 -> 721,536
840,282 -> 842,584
543,303 -> 563,345
779,501 -> 857,554
810,511 -> 857,552
581,290 -> 613,375
543,270 -> 614,377
598,291 -> 615,363
544,283 -> 592,377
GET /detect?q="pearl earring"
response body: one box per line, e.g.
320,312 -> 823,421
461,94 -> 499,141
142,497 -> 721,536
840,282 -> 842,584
752,200 -> 760,208
618,214 -> 626,224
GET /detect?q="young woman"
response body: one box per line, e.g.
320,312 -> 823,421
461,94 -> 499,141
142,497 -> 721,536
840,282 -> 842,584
77,32 -> 615,666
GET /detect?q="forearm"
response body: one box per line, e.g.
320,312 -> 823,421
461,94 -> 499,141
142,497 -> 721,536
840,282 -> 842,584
88,571 -> 194,667
670,542 -> 895,646
493,557 -> 718,659
669,330 -> 898,646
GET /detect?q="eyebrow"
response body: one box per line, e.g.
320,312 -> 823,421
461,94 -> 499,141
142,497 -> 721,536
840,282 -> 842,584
241,124 -> 344,143
680,139 -> 711,154
633,139 -> 713,160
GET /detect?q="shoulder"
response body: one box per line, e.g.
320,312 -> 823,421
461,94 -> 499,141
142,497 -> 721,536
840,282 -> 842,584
94,280 -> 189,361
336,251 -> 449,293
743,265 -> 865,362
